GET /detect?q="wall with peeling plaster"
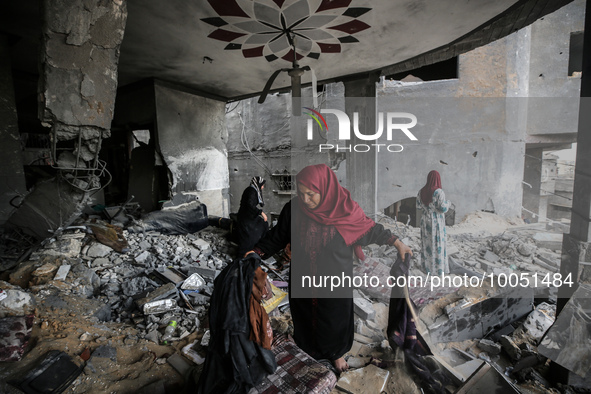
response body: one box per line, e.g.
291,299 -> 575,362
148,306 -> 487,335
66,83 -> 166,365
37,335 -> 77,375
154,84 -> 229,217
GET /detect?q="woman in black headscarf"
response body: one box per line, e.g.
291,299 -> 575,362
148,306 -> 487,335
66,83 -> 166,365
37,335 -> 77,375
235,176 -> 269,257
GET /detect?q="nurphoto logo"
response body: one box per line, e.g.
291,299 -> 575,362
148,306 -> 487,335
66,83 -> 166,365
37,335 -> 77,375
304,108 -> 418,153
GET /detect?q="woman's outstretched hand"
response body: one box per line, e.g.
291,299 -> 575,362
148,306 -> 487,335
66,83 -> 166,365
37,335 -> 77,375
394,238 -> 413,259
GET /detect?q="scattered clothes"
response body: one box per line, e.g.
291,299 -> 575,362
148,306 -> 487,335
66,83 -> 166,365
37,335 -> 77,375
197,254 -> 276,394
0,314 -> 34,362
249,267 -> 272,350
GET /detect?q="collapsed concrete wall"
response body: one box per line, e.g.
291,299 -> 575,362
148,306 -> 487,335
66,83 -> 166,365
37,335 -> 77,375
154,83 -> 229,217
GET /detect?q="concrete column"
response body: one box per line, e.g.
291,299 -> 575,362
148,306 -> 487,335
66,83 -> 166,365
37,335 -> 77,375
344,73 -> 380,218
557,0 -> 591,313
522,147 -> 544,223
7,0 -> 127,238
0,35 -> 27,225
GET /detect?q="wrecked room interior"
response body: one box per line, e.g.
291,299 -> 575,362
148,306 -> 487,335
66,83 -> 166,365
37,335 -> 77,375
1,0 -> 591,393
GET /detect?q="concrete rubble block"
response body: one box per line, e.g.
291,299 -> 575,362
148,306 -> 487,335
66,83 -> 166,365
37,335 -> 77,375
455,359 -> 485,381
0,288 -> 36,318
538,284 -> 591,379
522,302 -> 555,341
336,364 -> 389,393
483,250 -> 500,263
54,264 -> 71,281
517,243 -> 536,257
43,234 -> 84,257
427,286 -> 533,343
87,243 -> 113,258
478,339 -> 502,355
499,335 -> 521,361
144,330 -> 159,344
536,253 -> 560,268
353,332 -> 374,345
134,251 -> 151,264
532,233 -> 563,251
32,263 -> 58,280
167,353 -> 193,378
447,243 -> 460,256
532,257 -> 559,273
353,296 -> 376,321
449,257 -> 482,278
192,238 -> 211,251
91,258 -> 110,268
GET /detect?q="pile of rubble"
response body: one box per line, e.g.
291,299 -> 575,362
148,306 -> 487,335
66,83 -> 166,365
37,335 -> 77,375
0,210 -> 587,393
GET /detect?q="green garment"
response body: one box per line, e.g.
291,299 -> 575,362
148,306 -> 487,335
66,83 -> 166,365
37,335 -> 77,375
417,188 -> 451,275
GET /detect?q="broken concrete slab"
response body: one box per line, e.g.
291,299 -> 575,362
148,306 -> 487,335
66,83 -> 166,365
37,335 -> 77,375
533,232 -> 563,251
455,359 -> 485,381
482,250 -> 500,263
87,242 -> 113,258
538,284 -> 591,379
522,302 -> 555,341
54,264 -> 71,281
425,286 -> 533,343
499,335 -> 521,361
0,287 -> 36,318
455,362 -> 520,393
336,364 -> 389,393
353,295 -> 376,321
478,339 -> 501,355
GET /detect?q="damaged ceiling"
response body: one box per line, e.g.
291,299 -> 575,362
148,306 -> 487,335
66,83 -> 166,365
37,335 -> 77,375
2,0 -> 576,101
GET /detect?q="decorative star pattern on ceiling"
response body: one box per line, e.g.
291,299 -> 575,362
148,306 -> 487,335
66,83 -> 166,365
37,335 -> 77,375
201,0 -> 371,63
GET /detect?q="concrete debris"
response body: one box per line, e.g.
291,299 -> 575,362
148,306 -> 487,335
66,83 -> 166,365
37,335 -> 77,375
336,364 -> 390,393
532,233 -> 563,251
0,210 -> 580,393
478,339 -> 502,355
500,335 -> 522,361
353,294 -> 376,321
522,302 -> 555,341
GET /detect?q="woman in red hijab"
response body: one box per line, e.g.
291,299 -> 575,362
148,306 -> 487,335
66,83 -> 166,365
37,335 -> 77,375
417,170 -> 451,275
253,164 -> 411,372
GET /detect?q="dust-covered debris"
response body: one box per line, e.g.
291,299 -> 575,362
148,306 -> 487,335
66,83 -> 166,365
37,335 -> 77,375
0,209 -> 583,394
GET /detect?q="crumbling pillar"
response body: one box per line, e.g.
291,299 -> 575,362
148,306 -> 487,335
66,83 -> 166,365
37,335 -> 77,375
557,0 -> 591,314
0,34 -> 27,225
7,0 -> 127,238
344,73 -> 380,218
522,147 -> 544,223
